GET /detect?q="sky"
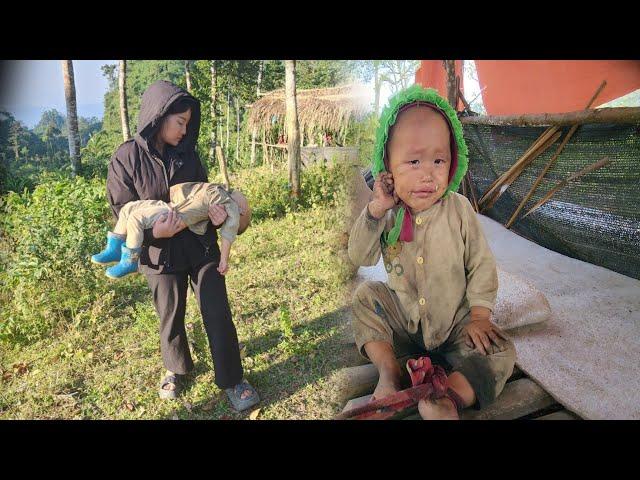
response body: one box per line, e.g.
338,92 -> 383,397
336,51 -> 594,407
0,60 -> 117,127
0,60 -> 402,128
0,60 -> 488,129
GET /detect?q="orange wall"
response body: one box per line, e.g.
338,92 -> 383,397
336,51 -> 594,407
475,60 -> 640,115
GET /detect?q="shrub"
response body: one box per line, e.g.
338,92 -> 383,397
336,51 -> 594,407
0,176 -> 131,345
226,162 -> 352,222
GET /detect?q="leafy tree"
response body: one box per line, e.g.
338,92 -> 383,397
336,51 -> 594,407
99,60 -> 361,174
379,60 -> 420,94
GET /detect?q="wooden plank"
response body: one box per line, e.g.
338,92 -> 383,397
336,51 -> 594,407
461,378 -> 555,420
535,410 -> 580,421
329,356 -> 413,404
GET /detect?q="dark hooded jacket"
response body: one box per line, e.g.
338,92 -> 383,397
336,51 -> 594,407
106,80 -> 218,274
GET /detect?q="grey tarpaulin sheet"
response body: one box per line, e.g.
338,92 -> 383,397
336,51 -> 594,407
464,122 -> 640,280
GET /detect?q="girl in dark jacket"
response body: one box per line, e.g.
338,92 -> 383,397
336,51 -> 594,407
106,80 -> 259,411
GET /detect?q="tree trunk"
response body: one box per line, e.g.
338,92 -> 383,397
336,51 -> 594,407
118,60 -> 131,142
61,60 -> 81,176
262,129 -> 267,168
185,60 -> 192,93
444,60 -> 458,110
285,60 -> 301,198
215,145 -> 231,189
250,60 -> 264,166
10,123 -> 20,162
235,96 -> 240,165
226,91 -> 230,161
209,60 -> 218,167
373,60 -> 381,115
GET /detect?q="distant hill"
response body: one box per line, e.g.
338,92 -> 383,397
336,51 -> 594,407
3,103 -> 104,128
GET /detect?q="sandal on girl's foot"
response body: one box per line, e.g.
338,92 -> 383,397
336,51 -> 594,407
225,380 -> 260,412
158,372 -> 182,400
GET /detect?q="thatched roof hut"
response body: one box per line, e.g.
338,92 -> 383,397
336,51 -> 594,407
247,84 -> 371,145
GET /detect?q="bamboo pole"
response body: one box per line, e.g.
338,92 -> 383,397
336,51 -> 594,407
479,126 -> 558,205
482,130 -> 562,211
461,169 -> 468,196
457,86 -> 479,213
460,107 -> 640,127
458,85 -> 471,112
466,172 -> 479,212
479,128 -> 561,210
521,157 -> 611,219
504,81 -> 607,228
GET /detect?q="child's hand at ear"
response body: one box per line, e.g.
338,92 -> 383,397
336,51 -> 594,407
369,172 -> 398,219
464,306 -> 508,355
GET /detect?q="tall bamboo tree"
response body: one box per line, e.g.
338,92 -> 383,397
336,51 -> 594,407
209,60 -> 218,166
373,60 -> 382,115
185,60 -> 192,92
225,90 -> 230,160
285,60 -> 301,198
61,60 -> 81,176
235,96 -> 240,164
250,60 -> 264,166
119,60 -> 131,141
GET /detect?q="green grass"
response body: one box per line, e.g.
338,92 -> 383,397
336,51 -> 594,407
0,204 -> 356,420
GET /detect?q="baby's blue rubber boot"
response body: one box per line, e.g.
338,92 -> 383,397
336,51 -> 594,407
105,245 -> 141,279
91,232 -> 125,265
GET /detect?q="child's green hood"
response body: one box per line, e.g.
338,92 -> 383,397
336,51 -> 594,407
371,85 -> 469,246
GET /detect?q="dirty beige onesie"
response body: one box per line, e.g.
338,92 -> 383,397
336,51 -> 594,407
348,192 -> 516,407
113,182 -> 240,249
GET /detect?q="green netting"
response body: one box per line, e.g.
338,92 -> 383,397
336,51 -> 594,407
463,121 -> 640,280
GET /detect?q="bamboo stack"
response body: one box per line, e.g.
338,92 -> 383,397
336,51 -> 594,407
478,127 -> 562,211
504,81 -> 607,228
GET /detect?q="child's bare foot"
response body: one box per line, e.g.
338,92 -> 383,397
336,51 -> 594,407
418,396 -> 459,420
371,379 -> 401,401
371,365 -> 402,401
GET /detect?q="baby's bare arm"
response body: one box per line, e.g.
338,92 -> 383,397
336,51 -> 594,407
218,237 -> 232,275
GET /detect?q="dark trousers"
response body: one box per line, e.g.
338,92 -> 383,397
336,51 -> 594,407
145,261 -> 243,389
